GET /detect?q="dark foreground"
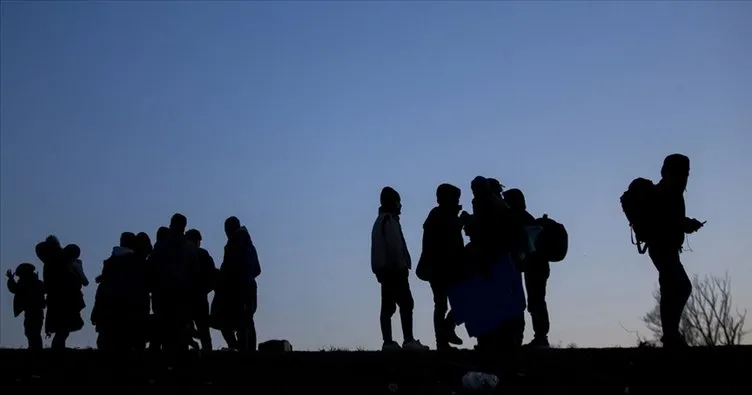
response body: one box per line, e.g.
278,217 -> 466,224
1,346 -> 749,395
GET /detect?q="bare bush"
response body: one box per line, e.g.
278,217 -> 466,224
642,272 -> 748,346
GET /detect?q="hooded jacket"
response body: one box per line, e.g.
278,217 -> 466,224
219,226 -> 261,290
371,210 -> 412,275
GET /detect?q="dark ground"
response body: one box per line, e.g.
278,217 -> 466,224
1,346 -> 749,395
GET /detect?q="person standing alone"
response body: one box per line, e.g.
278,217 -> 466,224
371,186 -> 429,351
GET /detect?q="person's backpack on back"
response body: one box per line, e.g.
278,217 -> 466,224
620,177 -> 658,254
534,215 -> 568,263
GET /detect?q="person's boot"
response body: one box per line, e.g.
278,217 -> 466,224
661,333 -> 689,349
436,342 -> 457,351
382,341 -> 402,351
524,336 -> 550,348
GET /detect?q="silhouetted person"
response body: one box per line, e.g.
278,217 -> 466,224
6,263 -> 45,349
472,177 -> 529,267
371,187 -> 429,351
37,236 -> 85,349
650,154 -> 704,347
469,177 -> 505,264
185,228 -> 217,351
146,226 -> 170,351
487,178 -> 504,198
461,215 -> 525,351
149,214 -> 200,352
135,232 -> 154,261
92,232 -> 142,351
156,226 -> 170,243
212,216 -> 261,351
130,231 -> 153,349
504,188 -> 550,348
63,244 -> 89,287
417,183 -> 464,350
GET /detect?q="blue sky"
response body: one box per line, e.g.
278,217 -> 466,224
1,1 -> 750,350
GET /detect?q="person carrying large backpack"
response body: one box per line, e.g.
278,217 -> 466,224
503,188 -> 550,348
620,154 -> 705,348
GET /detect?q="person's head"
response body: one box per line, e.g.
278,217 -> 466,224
470,176 -> 489,198
502,188 -> 526,211
185,228 -> 202,247
45,235 -> 61,249
136,232 -> 153,255
62,244 -> 81,260
224,216 -> 241,238
379,186 -> 402,215
661,154 -> 690,191
487,178 -> 504,197
436,183 -> 461,209
120,232 -> 137,250
156,226 -> 170,242
15,263 -> 37,279
170,213 -> 188,235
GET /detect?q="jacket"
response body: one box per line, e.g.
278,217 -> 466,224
417,206 -> 464,282
371,211 -> 412,275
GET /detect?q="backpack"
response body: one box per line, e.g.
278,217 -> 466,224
534,215 -> 568,263
620,177 -> 658,254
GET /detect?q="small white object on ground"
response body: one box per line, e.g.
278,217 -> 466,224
461,371 -> 499,391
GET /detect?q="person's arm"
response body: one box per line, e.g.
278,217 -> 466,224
6,275 -> 17,294
74,261 -> 89,287
683,217 -> 705,234
383,216 -> 406,268
246,241 -> 261,279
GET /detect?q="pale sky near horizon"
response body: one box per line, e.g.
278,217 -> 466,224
1,1 -> 750,350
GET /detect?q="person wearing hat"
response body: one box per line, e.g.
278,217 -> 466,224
371,186 -> 429,351
649,153 -> 705,348
6,263 -> 46,349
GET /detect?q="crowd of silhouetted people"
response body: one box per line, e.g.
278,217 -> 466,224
6,154 -> 704,352
6,214 -> 261,352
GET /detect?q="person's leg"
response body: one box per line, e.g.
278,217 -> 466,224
430,281 -> 449,348
396,277 -> 415,342
396,274 -> 429,350
650,247 -> 692,347
24,313 -> 44,350
238,283 -> 258,352
379,276 -> 400,350
51,331 -> 69,350
430,281 -> 461,349
221,329 -> 238,349
195,296 -> 213,351
524,262 -> 550,347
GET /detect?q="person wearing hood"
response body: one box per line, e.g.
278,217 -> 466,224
148,213 -> 201,352
91,232 -> 141,350
504,188 -> 551,348
416,183 -> 465,350
371,187 -> 429,351
211,216 -> 261,352
649,154 -> 704,348
6,263 -> 46,349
